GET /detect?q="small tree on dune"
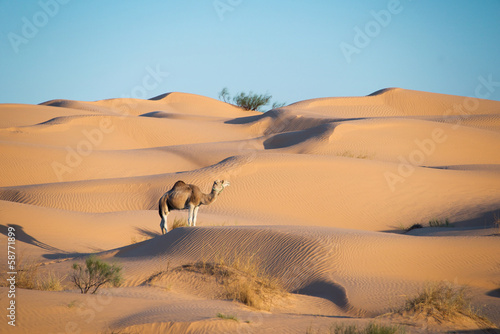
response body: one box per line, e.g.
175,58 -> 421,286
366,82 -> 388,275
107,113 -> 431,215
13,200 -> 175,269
218,87 -> 285,111
71,255 -> 122,294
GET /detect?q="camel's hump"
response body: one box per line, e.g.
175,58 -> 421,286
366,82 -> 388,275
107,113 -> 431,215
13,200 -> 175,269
173,180 -> 186,188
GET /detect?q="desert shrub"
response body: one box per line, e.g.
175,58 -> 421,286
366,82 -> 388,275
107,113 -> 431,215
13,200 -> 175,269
71,255 -> 122,294
218,87 -> 285,111
232,91 -> 272,111
218,87 -> 231,103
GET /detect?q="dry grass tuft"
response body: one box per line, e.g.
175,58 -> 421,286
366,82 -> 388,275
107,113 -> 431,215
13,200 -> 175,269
428,218 -> 450,228
494,213 -> 500,235
393,282 -> 494,328
171,217 -> 189,230
182,255 -> 286,311
0,255 -> 66,291
37,271 -> 66,291
15,255 -> 40,289
146,252 -> 287,311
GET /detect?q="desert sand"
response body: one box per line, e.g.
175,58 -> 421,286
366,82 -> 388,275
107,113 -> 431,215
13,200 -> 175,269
1,88 -> 499,333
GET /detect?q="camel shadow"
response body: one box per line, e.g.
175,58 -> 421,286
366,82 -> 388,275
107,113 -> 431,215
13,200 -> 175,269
0,224 -> 63,253
0,224 -> 85,259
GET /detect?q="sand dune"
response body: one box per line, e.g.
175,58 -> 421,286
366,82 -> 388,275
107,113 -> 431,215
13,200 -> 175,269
1,88 -> 499,333
1,153 -> 498,233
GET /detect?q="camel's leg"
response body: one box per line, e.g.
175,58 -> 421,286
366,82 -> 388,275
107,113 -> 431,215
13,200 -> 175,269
160,211 -> 169,235
188,205 -> 194,227
192,206 -> 199,227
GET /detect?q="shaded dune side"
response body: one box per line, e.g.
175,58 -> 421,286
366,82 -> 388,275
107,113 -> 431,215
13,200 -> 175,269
264,117 -> 500,165
230,89 -> 500,152
0,200 -> 157,255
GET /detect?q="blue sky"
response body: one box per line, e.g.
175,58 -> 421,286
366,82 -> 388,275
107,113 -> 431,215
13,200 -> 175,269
1,0 -> 500,105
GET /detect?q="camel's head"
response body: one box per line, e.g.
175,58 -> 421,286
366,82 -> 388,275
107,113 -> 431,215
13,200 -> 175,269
212,180 -> 230,194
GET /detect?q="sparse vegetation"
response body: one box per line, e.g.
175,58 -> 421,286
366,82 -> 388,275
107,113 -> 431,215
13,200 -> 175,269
145,252 -> 286,311
306,322 -> 405,334
0,255 -> 65,291
336,151 -> 372,159
218,87 -> 285,111
428,218 -> 450,228
71,255 -> 123,294
37,271 -> 66,291
217,252 -> 286,310
393,282 -> 494,327
15,255 -> 39,289
405,224 -> 423,232
216,312 -> 239,321
186,256 -> 285,310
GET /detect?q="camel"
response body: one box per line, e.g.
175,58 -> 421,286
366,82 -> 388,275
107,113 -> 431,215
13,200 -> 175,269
158,180 -> 230,234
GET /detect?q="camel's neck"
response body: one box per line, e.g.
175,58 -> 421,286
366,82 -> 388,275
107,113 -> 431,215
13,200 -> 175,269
200,188 -> 219,205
